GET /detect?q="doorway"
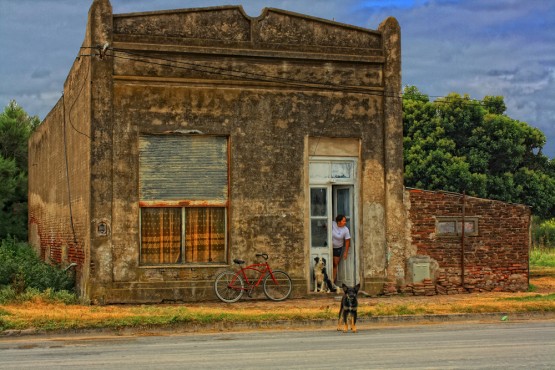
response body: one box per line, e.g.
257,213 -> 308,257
309,158 -> 359,289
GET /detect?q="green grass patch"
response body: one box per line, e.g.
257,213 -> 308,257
501,293 -> 555,302
530,247 -> 555,268
369,303 -> 429,316
0,287 -> 79,305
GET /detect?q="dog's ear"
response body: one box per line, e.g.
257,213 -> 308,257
342,283 -> 348,292
354,283 -> 360,293
314,257 -> 319,263
322,257 -> 326,264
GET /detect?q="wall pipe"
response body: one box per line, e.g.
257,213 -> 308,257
461,191 -> 466,287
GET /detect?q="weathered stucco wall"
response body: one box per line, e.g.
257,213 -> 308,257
103,5 -> 402,303
27,31 -> 92,297
30,0 -> 405,304
405,189 -> 530,294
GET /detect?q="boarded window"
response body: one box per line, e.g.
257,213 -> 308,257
139,135 -> 228,201
139,135 -> 228,265
436,217 -> 478,237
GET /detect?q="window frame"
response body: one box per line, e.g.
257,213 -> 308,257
435,216 -> 479,237
139,205 -> 228,266
138,134 -> 230,267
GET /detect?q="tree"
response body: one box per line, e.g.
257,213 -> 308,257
0,101 -> 39,240
403,86 -> 555,218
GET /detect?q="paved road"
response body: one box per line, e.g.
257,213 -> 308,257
1,322 -> 554,369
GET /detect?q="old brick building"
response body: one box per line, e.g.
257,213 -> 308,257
28,0 -> 530,303
403,189 -> 530,294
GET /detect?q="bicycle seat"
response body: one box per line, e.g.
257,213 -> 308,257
233,259 -> 245,265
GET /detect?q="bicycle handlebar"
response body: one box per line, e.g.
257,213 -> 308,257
256,253 -> 269,260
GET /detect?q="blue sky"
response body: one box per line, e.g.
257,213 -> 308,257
1,0 -> 554,158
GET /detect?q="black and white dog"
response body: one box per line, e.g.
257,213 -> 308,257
313,257 -> 336,293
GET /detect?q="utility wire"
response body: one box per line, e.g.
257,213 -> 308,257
108,48 -> 396,98
80,46 -> 503,109
59,56 -> 94,247
108,47 -> 498,109
67,59 -> 91,139
80,46 -> 501,111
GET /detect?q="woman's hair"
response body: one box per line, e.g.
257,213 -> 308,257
335,214 -> 346,223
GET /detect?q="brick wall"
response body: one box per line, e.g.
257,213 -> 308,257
406,189 -> 530,294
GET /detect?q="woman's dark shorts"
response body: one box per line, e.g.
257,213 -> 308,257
333,247 -> 343,257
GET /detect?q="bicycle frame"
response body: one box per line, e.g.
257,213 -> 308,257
229,262 -> 280,291
214,253 -> 292,303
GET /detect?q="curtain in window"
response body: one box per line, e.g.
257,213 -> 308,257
186,208 -> 225,263
140,208 -> 182,264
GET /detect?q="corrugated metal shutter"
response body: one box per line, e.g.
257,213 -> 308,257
139,135 -> 228,201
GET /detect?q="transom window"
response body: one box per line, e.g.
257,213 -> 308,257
436,217 -> 478,237
139,135 -> 228,265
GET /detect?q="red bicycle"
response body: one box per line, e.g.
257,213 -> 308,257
214,253 -> 292,303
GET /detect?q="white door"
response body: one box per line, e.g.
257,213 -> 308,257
309,158 -> 358,290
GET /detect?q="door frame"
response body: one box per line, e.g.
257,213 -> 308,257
307,156 -> 359,291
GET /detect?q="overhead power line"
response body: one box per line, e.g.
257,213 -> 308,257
107,47 -> 395,98
79,45 -> 501,109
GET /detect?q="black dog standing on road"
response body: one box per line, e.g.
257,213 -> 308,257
337,283 -> 360,333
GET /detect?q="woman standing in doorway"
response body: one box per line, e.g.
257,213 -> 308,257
332,214 -> 351,286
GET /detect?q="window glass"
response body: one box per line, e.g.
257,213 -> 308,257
437,221 -> 456,234
310,188 -> 327,217
331,162 -> 352,179
185,207 -> 226,263
140,208 -> 182,265
311,219 -> 328,248
309,162 -> 330,179
458,221 -> 476,234
437,218 -> 478,236
336,188 -> 350,217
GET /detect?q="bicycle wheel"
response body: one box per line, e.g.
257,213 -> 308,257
263,270 -> 292,301
214,271 -> 244,303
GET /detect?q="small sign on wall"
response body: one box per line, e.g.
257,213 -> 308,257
96,220 -> 110,237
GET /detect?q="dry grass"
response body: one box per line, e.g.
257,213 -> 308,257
2,274 -> 554,332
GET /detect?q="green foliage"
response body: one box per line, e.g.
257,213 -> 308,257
532,217 -> 555,248
0,100 -> 39,240
0,239 -> 75,294
403,86 -> 555,218
530,246 -> 555,268
0,286 -> 17,304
